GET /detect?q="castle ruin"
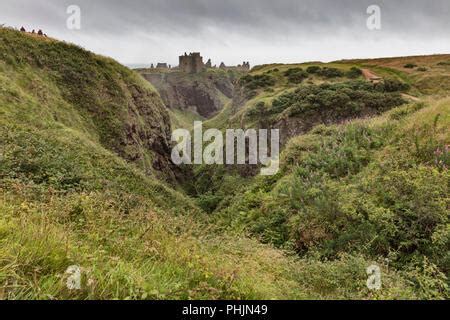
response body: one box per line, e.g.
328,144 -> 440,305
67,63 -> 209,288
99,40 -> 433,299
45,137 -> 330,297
156,63 -> 168,69
179,52 -> 205,74
148,53 -> 250,74
219,61 -> 250,71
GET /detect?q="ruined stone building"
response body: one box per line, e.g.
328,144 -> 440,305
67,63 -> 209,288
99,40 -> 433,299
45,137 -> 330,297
234,62 -> 251,71
218,61 -> 250,71
156,63 -> 168,69
179,52 -> 205,73
205,59 -> 212,68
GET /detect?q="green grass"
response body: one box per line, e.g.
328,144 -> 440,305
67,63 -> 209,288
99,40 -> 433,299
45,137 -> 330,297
212,98 -> 449,299
169,108 -> 204,130
1,27 -> 448,300
0,28 -> 305,300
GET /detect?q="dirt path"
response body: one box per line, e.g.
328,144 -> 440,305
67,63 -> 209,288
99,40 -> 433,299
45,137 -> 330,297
361,68 -> 382,83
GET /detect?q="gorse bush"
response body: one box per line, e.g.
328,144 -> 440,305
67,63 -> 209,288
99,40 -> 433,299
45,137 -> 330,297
378,79 -> 410,92
317,67 -> 345,78
246,101 -> 270,119
270,80 -> 406,117
284,68 -> 309,84
306,66 -> 321,74
239,74 -> 276,90
305,66 -> 361,79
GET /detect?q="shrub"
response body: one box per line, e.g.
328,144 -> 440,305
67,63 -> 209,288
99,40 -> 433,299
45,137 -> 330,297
284,68 -> 309,84
318,67 -> 345,78
378,79 -> 410,92
270,80 -> 406,117
196,192 -> 223,213
404,63 -> 417,69
247,101 -> 269,118
266,68 -> 279,73
306,66 -> 321,74
346,67 -> 363,79
235,127 -> 448,276
239,74 -> 276,90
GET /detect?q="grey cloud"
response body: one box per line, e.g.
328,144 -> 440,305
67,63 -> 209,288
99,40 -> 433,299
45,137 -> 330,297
1,0 -> 449,65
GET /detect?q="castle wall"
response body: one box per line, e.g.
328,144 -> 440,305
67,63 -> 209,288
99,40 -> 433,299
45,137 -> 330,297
179,52 -> 205,73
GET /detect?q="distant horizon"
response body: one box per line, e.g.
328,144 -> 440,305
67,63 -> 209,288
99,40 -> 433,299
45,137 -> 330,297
4,24 -> 450,70
124,53 -> 450,70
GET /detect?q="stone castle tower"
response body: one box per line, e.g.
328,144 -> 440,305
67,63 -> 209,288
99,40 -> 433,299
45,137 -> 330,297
179,52 -> 205,73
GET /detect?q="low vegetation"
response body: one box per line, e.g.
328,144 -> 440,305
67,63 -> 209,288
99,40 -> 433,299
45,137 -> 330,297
215,100 -> 450,299
284,68 -> 309,84
239,74 -> 276,91
247,80 -> 407,125
404,63 -> 418,69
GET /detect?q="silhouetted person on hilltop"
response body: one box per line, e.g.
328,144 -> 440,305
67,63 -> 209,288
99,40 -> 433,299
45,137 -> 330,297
32,29 -> 35,34
20,27 -> 26,32
38,29 -> 43,36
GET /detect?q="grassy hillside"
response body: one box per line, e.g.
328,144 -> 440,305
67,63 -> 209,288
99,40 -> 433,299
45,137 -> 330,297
0,28 -> 305,300
191,58 -> 450,299
192,60 -> 416,201
0,28 -> 179,181
190,97 -> 449,299
205,56 -> 450,131
0,28 -> 447,300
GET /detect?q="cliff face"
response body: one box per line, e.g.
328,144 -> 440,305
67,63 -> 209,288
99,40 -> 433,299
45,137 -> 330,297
140,70 -> 236,118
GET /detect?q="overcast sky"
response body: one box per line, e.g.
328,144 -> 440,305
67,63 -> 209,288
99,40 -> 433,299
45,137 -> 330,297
1,0 -> 449,67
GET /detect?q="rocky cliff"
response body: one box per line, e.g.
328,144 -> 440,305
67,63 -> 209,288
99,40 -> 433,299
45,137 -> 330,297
140,70 -> 238,119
